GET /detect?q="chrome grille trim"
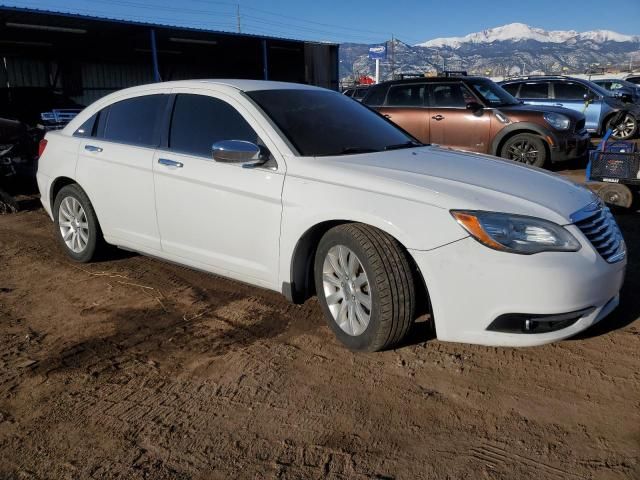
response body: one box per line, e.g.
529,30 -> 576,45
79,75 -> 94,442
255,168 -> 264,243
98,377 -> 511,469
571,200 -> 626,263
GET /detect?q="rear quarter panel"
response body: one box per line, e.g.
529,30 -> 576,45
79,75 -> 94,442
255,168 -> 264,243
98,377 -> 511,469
36,131 -> 81,218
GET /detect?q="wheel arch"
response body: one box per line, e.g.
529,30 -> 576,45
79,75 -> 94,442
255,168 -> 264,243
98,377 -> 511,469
285,220 -> 431,318
494,128 -> 550,160
49,176 -> 78,212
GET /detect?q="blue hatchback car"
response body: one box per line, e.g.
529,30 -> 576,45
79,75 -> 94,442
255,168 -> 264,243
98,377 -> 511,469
500,76 -> 640,140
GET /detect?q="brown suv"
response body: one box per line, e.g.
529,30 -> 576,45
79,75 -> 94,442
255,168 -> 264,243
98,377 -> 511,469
361,76 -> 590,167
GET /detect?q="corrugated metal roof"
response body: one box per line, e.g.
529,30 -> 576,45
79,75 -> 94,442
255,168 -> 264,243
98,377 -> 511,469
0,5 -> 338,46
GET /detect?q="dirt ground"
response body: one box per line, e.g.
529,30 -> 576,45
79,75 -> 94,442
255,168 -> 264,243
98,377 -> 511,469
0,199 -> 639,479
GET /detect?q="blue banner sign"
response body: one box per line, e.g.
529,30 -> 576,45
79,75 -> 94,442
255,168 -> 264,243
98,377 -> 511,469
368,43 -> 387,60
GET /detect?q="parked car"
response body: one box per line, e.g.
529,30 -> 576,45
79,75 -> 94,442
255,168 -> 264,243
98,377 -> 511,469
500,76 -> 640,140
361,76 -> 589,167
624,74 -> 640,86
0,87 -> 83,213
591,78 -> 640,104
342,85 -> 369,102
37,80 -> 626,351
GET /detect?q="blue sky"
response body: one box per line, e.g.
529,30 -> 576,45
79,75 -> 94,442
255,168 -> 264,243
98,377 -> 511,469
2,0 -> 639,44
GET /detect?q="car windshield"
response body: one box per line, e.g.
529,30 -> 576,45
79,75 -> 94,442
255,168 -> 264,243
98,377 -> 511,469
467,80 -> 520,106
246,89 -> 421,156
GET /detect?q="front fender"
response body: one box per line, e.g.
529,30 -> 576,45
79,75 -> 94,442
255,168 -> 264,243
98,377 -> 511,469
490,122 -> 552,156
278,174 -> 468,288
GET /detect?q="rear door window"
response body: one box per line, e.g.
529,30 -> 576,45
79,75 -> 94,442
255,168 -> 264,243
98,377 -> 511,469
169,94 -> 259,158
102,94 -> 167,147
518,82 -> 550,99
385,84 -> 426,107
553,82 -> 588,100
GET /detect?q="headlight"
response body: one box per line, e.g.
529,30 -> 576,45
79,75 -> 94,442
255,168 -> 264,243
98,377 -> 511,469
450,211 -> 581,254
543,112 -> 571,131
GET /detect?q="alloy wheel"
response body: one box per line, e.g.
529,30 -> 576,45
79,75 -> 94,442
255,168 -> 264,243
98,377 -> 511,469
506,140 -> 540,165
322,245 -> 371,336
610,114 -> 636,139
58,196 -> 89,253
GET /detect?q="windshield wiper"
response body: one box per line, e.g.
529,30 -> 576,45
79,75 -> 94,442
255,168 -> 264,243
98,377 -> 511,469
383,141 -> 422,151
339,147 -> 381,154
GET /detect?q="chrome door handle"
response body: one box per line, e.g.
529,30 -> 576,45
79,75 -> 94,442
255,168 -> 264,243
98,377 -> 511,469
84,145 -> 103,153
383,114 -> 392,118
158,158 -> 184,168
432,114 -> 444,121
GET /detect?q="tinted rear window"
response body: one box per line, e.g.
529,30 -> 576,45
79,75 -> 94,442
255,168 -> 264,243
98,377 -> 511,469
247,89 -> 415,157
386,84 -> 426,106
103,94 -> 167,147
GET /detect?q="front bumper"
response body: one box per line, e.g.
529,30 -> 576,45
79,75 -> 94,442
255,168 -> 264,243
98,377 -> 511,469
549,130 -> 590,163
409,231 -> 626,347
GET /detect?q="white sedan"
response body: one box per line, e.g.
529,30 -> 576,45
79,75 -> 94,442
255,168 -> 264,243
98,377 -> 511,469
36,80 -> 626,351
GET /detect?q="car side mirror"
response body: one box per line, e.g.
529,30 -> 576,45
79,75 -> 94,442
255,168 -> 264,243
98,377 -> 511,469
211,140 -> 267,169
618,93 -> 633,104
466,101 -> 483,111
584,93 -> 595,102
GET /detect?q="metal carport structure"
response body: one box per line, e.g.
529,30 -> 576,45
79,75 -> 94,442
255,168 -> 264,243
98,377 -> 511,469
0,6 -> 339,105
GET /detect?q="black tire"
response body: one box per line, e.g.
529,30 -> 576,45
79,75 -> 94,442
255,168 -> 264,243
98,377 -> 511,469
314,223 -> 415,352
53,183 -> 103,262
607,113 -> 637,140
500,133 -> 548,168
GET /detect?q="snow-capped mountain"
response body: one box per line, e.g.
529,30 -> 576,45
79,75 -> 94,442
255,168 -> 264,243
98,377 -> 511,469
340,23 -> 640,83
416,23 -> 639,49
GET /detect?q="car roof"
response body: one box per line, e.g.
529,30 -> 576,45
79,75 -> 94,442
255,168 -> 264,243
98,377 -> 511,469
109,79 -> 324,95
370,76 -> 490,87
501,76 -> 588,83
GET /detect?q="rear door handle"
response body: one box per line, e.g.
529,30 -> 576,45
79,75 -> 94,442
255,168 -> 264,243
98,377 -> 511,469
432,114 -> 444,121
554,103 -> 564,107
158,158 -> 184,168
383,114 -> 392,118
84,145 -> 103,153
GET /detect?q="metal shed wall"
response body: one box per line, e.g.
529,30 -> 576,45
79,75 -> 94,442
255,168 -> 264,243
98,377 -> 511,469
0,7 -> 339,105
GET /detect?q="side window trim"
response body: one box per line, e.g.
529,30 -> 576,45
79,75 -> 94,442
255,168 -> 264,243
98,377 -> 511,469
159,93 -> 177,149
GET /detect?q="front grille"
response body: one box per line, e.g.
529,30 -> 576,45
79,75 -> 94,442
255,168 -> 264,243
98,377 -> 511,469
575,118 -> 585,132
573,203 -> 625,263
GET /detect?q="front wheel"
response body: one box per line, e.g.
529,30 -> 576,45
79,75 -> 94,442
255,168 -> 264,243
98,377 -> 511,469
314,224 -> 415,352
500,133 -> 548,168
608,113 -> 637,140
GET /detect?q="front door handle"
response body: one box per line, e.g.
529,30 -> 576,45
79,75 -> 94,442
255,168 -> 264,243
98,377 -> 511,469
383,113 -> 392,118
432,114 -> 445,121
158,158 -> 184,168
554,103 -> 564,107
84,145 -> 103,153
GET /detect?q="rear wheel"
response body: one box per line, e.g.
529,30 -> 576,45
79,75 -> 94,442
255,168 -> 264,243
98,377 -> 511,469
53,184 -> 103,262
607,113 -> 637,140
500,133 -> 548,168
314,223 -> 415,352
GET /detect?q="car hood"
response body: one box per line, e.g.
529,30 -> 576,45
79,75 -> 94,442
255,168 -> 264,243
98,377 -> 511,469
498,103 -> 585,120
299,146 -> 595,225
